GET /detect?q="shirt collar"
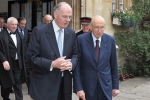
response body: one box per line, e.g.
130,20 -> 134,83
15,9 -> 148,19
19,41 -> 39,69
7,29 -> 11,34
91,32 -> 101,43
18,27 -> 24,32
52,20 -> 64,32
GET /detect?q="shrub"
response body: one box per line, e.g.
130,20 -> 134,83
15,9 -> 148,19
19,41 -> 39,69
115,29 -> 150,76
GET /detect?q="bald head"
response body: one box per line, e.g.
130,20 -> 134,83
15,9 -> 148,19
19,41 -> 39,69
91,15 -> 105,26
53,2 -> 72,13
91,15 -> 105,38
43,14 -> 53,24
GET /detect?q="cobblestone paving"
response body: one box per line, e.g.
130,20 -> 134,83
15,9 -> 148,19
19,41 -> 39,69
0,77 -> 150,100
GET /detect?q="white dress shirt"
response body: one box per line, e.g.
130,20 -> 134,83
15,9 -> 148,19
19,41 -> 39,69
0,28 -> 3,32
91,33 -> 101,48
7,29 -> 18,60
50,20 -> 64,71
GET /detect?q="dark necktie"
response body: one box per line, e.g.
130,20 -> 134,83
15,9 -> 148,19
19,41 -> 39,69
21,29 -> 24,39
10,32 -> 16,35
95,40 -> 100,62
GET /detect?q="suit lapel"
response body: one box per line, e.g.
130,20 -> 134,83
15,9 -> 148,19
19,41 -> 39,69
45,23 -> 60,57
7,33 -> 16,48
63,29 -> 70,57
24,29 -> 28,39
86,32 -> 97,62
16,31 -> 21,49
99,34 -> 107,63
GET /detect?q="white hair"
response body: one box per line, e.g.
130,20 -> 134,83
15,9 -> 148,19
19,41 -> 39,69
7,17 -> 18,24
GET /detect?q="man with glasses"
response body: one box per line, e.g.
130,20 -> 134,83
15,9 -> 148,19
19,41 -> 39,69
73,15 -> 120,100
76,17 -> 91,37
27,2 -> 78,100
43,14 -> 53,24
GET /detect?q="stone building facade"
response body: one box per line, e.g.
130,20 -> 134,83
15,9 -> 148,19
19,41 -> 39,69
59,0 -> 133,36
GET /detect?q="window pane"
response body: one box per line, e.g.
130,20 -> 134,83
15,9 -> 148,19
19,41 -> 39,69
112,0 -> 116,10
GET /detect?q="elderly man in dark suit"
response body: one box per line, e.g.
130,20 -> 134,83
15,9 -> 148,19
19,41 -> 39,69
27,2 -> 79,100
0,17 -> 26,100
17,17 -> 30,93
73,15 -> 120,100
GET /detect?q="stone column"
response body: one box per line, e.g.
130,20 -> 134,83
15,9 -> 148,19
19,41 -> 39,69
71,0 -> 81,31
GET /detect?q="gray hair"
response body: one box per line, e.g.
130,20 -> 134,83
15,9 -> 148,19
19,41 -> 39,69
7,17 -> 18,24
53,2 -> 70,13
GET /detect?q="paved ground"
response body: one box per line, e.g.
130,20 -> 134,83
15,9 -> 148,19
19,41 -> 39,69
0,77 -> 150,100
113,77 -> 150,100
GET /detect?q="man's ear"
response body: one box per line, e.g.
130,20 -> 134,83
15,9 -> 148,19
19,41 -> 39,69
53,11 -> 57,19
89,24 -> 92,31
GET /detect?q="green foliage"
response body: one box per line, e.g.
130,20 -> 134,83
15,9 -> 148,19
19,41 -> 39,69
115,29 -> 150,76
114,0 -> 150,76
132,0 -> 150,20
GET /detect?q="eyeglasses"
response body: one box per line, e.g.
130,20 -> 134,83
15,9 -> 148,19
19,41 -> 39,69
93,26 -> 105,30
56,12 -> 72,20
61,15 -> 72,20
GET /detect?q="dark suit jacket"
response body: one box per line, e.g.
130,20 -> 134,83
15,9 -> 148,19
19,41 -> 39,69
76,30 -> 84,37
17,28 -> 28,53
0,29 -> 26,88
27,22 -> 79,100
73,32 -> 119,100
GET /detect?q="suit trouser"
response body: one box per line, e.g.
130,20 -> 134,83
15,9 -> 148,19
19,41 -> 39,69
0,80 -> 11,100
92,81 -> 108,100
57,77 -> 65,100
26,68 -> 30,92
12,60 -> 23,100
25,63 -> 30,93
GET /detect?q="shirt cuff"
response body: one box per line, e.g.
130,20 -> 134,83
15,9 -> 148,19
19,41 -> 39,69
50,64 -> 53,71
69,66 -> 72,71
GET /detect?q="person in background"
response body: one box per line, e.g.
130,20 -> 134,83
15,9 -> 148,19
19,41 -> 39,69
76,17 -> 91,37
17,17 -> 30,93
0,17 -> 5,32
4,22 -> 7,28
43,14 -> 53,24
0,17 -> 26,100
0,17 -> 15,94
73,15 -> 120,100
27,2 -> 78,100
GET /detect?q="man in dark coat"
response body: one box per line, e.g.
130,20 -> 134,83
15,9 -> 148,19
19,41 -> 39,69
27,2 -> 79,100
17,17 -> 30,93
76,17 -> 91,37
73,15 -> 120,100
0,17 -> 26,100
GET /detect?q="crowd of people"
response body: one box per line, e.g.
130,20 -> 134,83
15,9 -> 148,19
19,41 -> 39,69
0,1 -> 120,100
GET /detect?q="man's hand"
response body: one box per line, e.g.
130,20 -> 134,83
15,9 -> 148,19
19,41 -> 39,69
51,56 -> 72,71
77,90 -> 86,100
3,61 -> 10,70
112,89 -> 120,97
51,56 -> 66,69
60,59 -> 72,71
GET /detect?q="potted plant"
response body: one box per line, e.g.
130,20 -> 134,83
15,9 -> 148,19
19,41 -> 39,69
111,9 -> 123,26
111,8 -> 141,27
